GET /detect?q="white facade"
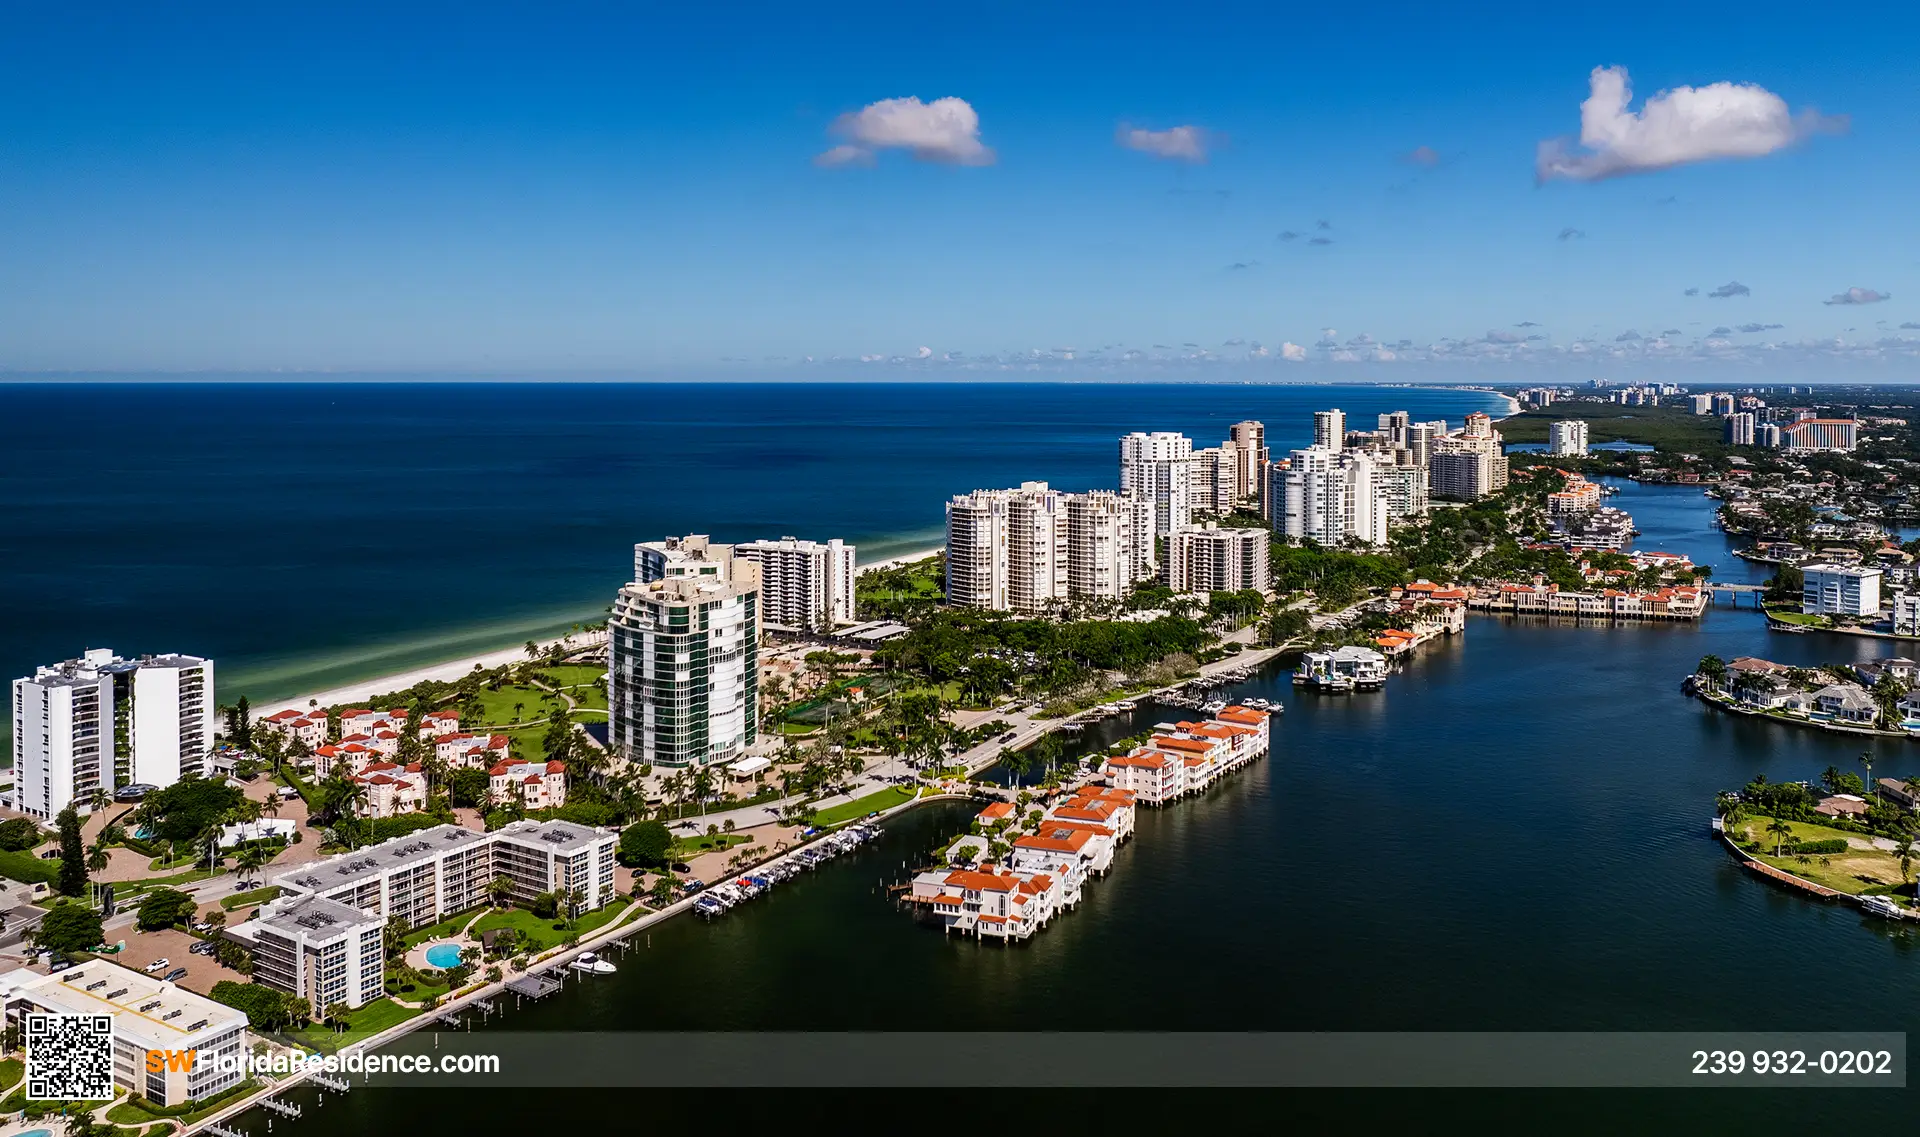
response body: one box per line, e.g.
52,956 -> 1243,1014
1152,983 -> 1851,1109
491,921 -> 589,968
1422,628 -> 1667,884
1275,446 -> 1388,546
634,533 -> 734,583
1066,491 -> 1156,603
732,536 -> 856,632
1802,563 -> 1883,617
237,893 -> 387,1015
947,482 -> 1153,612
1167,524 -> 1272,593
610,576 -> 758,767
1192,443 -> 1240,515
1724,413 -> 1756,446
1896,591 -> 1920,637
1373,463 -> 1429,520
1118,431 -> 1194,536
10,649 -> 212,820
1312,409 -> 1347,450
1548,419 -> 1590,457
273,820 -> 619,927
0,959 -> 248,1106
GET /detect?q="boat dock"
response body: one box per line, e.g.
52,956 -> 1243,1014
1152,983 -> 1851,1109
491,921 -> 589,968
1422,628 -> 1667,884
506,974 -> 563,1000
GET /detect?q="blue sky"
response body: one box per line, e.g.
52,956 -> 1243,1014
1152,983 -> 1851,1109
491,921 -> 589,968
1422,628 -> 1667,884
3,1 -> 1918,381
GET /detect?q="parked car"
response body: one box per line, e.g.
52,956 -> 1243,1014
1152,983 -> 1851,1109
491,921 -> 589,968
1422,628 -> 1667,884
143,958 -> 170,974
162,968 -> 188,983
189,940 -> 217,955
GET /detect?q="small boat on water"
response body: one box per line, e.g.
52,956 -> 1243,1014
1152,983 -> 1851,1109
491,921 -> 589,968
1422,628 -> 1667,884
1859,895 -> 1908,921
570,952 -> 618,974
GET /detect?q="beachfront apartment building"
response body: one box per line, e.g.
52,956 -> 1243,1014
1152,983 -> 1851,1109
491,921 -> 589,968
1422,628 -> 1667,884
257,708 -> 328,748
1166,523 -> 1272,594
1547,474 -> 1603,517
731,536 -> 857,632
9,649 -> 213,819
1066,490 -> 1156,604
1274,446 -> 1389,546
608,575 -> 758,769
0,959 -> 248,1106
1312,409 -> 1346,449
1118,431 -> 1195,536
272,820 -> 619,927
349,760 -> 428,817
946,482 -> 1155,612
1802,563 -> 1883,617
1548,419 -> 1590,457
231,893 -> 386,1016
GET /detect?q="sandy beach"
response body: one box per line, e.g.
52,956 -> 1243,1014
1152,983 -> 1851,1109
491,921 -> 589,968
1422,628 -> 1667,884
254,549 -> 942,716
855,546 -> 942,576
255,629 -> 607,716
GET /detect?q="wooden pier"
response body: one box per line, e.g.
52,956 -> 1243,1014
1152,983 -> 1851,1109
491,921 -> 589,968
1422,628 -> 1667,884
506,974 -> 563,1000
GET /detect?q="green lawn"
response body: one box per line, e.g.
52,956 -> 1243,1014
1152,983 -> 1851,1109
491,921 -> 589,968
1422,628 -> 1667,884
1731,817 -> 1912,897
220,885 -> 282,910
808,785 -> 916,827
1766,608 -> 1826,626
105,1079 -> 258,1124
470,897 -> 632,955
0,1056 -> 20,1092
402,906 -> 487,948
670,833 -> 750,859
1496,404 -> 1732,454
288,998 -> 422,1051
470,683 -> 563,730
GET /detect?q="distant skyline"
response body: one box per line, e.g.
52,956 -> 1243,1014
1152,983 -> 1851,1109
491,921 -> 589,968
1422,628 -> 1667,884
3,3 -> 1918,381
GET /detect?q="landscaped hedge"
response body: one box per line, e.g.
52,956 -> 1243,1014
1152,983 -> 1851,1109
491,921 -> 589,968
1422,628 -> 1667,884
1787,838 -> 1851,856
0,848 -> 60,885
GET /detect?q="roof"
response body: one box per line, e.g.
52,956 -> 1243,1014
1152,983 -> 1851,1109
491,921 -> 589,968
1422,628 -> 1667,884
0,959 -> 247,1050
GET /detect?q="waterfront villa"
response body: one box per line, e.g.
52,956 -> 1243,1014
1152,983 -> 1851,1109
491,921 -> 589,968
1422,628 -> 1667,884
1814,793 -> 1870,820
1101,706 -> 1271,805
1294,646 -> 1389,690
1810,683 -> 1878,725
435,731 -> 513,768
258,708 -> 329,748
1472,581 -> 1705,620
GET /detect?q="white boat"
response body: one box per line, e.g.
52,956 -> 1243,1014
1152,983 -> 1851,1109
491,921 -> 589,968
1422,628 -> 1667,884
570,952 -> 618,974
1859,895 -> 1907,920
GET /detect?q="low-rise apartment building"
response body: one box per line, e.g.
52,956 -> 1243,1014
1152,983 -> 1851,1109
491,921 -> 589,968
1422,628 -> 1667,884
228,893 -> 386,1015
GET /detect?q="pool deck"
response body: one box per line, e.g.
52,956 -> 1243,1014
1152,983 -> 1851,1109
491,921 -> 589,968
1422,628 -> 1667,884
406,938 -> 470,973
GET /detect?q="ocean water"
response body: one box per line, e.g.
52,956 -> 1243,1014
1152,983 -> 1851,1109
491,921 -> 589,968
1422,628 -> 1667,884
0,381 -> 1505,723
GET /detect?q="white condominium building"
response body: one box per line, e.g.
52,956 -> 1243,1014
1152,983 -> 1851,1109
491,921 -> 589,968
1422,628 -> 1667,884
1312,409 -> 1347,450
732,536 -> 856,632
1167,524 -> 1272,593
1066,491 -> 1156,603
10,649 -> 213,819
1781,418 -> 1858,453
634,533 -> 734,584
1688,394 -> 1715,414
1723,413 -> 1756,446
609,576 -> 758,768
947,482 -> 1153,612
1373,463 -> 1429,520
1274,446 -> 1388,546
1802,563 -> 1882,617
1228,421 -> 1268,500
1118,431 -> 1194,536
1192,442 -> 1241,515
0,959 -> 248,1107
1548,419 -> 1590,457
232,893 -> 386,1015
1428,449 -> 1494,501
272,820 -> 620,928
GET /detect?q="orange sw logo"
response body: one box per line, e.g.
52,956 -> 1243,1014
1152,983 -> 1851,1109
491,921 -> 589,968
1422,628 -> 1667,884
145,1049 -> 196,1073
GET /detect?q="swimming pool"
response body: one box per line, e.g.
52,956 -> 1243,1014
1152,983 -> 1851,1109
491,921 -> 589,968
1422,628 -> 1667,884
20,1128 -> 53,1137
423,943 -> 463,969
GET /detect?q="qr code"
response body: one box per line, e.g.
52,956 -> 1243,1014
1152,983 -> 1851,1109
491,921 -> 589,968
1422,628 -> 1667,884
26,1013 -> 115,1101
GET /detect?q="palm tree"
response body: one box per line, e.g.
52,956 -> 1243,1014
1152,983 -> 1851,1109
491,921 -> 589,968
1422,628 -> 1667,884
1860,751 -> 1878,804
235,843 -> 271,887
86,841 -> 109,877
323,1002 -> 352,1034
487,874 -> 515,908
1695,655 -> 1728,691
1766,816 -> 1793,857
1897,836 -> 1916,896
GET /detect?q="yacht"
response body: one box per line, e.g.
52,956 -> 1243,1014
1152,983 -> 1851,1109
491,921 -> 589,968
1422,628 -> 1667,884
1859,895 -> 1907,920
570,952 -> 618,974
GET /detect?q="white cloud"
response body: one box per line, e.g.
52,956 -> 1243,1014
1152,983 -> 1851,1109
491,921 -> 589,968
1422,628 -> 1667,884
1116,124 -> 1208,162
817,97 -> 995,167
915,346 -> 933,359
1536,65 -> 1843,183
1280,342 -> 1307,361
1824,287 -> 1891,306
